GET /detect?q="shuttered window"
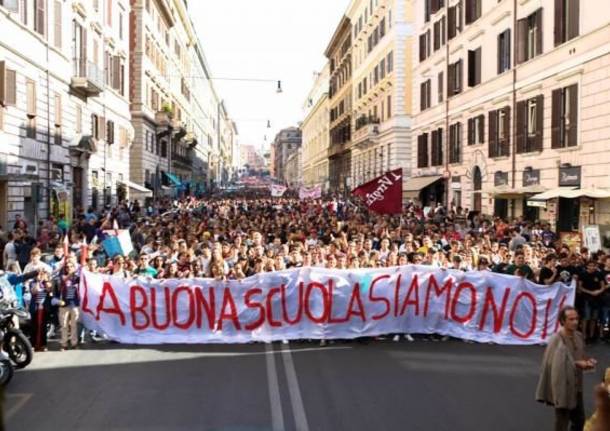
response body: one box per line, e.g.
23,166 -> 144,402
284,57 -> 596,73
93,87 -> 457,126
438,71 -> 444,103
53,0 -> 61,48
465,0 -> 481,25
497,29 -> 511,74
516,95 -> 544,154
417,134 -> 429,168
54,92 -> 61,126
468,47 -> 481,87
431,129 -> 444,166
489,107 -> 510,157
75,104 -> 82,134
448,59 -> 463,96
516,9 -> 543,64
34,0 -> 46,36
420,79 -> 431,111
552,84 -> 578,148
26,79 -> 36,139
554,0 -> 579,46
449,123 -> 462,164
468,115 -> 485,145
0,62 -> 17,106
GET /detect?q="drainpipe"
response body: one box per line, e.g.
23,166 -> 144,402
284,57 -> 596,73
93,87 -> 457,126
444,1 -> 450,209
44,10 -> 51,234
511,0 -> 518,218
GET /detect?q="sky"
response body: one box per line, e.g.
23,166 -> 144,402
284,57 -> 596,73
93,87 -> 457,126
189,0 -> 350,155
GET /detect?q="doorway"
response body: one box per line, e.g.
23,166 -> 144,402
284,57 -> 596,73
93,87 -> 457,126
557,198 -> 580,232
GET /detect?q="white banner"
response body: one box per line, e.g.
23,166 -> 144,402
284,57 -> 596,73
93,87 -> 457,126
80,266 -> 575,345
269,184 -> 287,197
298,185 -> 322,200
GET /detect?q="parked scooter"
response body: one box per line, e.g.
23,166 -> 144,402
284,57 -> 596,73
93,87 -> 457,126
0,307 -> 33,369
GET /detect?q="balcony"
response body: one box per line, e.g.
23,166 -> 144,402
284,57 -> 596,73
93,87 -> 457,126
353,116 -> 380,149
70,59 -> 103,96
171,151 -> 193,167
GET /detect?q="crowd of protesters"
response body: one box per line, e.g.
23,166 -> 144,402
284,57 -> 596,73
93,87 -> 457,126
1,193 -> 610,351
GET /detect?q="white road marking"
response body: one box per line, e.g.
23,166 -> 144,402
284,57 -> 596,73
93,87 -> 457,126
281,344 -> 310,431
265,343 -> 285,431
4,393 -> 33,421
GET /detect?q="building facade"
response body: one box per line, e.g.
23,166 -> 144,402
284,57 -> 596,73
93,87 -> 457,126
272,127 -> 302,183
0,0 -> 134,231
284,147 -> 302,189
348,0 -> 414,193
129,0 -> 217,197
413,0 -> 610,235
325,17 -> 353,193
301,66 -> 330,189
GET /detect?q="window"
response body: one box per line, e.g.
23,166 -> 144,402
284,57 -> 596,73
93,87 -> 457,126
449,122 -> 462,164
387,95 -> 392,118
53,0 -> 61,48
106,0 -> 112,27
552,84 -> 578,148
516,95 -> 544,153
419,31 -> 431,62
54,125 -> 62,145
448,59 -> 463,96
517,9 -> 542,64
387,51 -> 393,73
431,128 -> 443,166
424,0 -> 431,22
34,0 -> 46,36
420,79 -> 431,111
468,114 -> 485,145
54,92 -> 61,126
468,47 -> 481,87
417,133 -> 429,168
433,20 -> 441,51
75,104 -> 82,134
438,72 -> 445,103
489,106 -> 511,157
448,2 -> 462,40
26,79 -> 36,139
119,12 -> 124,40
0,62 -> 17,106
497,29 -> 511,74
107,120 -> 114,144
465,0 -> 481,25
555,0 -> 579,46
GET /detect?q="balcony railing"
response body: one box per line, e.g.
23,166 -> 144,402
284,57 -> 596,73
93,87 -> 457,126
71,59 -> 103,96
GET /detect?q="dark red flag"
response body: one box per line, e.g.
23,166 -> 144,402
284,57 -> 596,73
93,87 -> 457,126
352,169 -> 403,214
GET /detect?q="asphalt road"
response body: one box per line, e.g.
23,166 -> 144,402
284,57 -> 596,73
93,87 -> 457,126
4,339 -> 610,431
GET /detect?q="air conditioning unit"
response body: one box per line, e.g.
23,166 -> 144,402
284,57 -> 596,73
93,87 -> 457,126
21,164 -> 38,177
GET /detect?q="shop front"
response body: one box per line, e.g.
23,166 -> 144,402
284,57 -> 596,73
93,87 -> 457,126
403,175 -> 444,207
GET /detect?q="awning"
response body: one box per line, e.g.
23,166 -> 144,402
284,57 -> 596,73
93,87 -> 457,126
493,185 -> 547,198
164,172 -> 182,187
563,188 -> 610,199
403,175 -> 443,198
118,180 -> 153,197
529,187 -> 576,201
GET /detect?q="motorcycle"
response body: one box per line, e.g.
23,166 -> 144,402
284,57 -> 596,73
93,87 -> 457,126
0,350 -> 14,386
0,307 -> 33,369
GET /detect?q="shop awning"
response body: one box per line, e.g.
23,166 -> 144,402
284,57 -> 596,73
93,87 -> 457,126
118,180 -> 153,197
493,185 -> 547,198
403,175 -> 443,198
528,187 -> 576,201
563,188 -> 610,199
164,172 -> 182,187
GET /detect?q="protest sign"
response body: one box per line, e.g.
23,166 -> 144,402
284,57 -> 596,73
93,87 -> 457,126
80,266 -> 574,345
